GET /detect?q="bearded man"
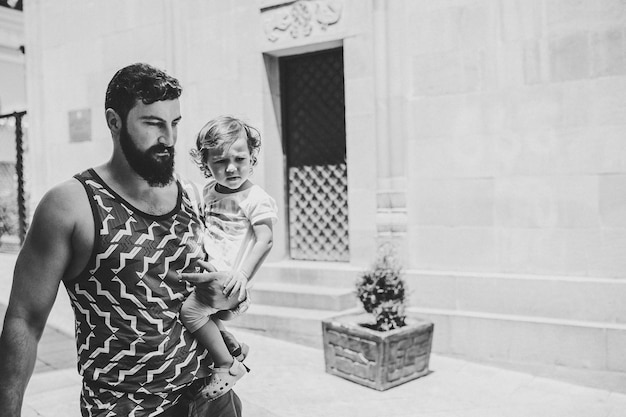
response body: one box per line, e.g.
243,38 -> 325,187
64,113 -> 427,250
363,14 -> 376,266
0,63 -> 243,417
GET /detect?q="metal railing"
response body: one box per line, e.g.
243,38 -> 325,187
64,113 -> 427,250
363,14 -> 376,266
0,110 -> 27,246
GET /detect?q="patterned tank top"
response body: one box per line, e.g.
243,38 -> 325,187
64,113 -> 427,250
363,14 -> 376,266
68,169 -> 210,415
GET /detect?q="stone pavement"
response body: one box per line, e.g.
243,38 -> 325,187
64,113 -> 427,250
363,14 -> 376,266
1,253 -> 626,417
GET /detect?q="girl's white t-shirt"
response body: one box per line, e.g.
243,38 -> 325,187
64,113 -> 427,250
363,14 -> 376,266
202,181 -> 278,273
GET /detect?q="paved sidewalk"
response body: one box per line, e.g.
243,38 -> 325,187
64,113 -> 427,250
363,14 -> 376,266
19,330 -> 626,417
2,252 -> 626,417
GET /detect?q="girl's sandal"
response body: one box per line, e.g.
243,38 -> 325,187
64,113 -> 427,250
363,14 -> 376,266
201,359 -> 249,400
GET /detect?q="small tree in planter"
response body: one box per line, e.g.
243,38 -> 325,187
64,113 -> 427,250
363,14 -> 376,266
322,243 -> 434,391
356,244 -> 406,331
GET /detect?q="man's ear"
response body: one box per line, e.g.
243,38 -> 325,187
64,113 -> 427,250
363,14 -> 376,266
105,108 -> 122,133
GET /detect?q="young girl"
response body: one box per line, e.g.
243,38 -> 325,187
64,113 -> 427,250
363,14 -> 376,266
182,115 -> 277,400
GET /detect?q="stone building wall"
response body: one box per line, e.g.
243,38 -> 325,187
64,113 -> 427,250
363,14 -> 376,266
404,1 -> 626,278
23,0 -> 626,274
22,0 -> 626,372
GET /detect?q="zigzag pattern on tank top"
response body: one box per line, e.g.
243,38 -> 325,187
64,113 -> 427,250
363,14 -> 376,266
69,169 -> 210,415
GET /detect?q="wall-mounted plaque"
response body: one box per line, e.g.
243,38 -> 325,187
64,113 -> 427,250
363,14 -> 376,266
69,108 -> 91,143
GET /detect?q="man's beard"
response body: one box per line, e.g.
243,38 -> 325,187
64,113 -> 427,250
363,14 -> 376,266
119,123 -> 175,187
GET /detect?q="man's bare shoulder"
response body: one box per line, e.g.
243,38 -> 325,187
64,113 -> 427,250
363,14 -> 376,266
49,177 -> 86,196
18,176 -> 93,281
34,177 -> 90,227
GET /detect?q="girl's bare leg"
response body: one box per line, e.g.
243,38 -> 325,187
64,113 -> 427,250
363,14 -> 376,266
192,317 -> 232,368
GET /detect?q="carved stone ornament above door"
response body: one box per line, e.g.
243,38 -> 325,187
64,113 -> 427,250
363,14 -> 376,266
262,0 -> 343,42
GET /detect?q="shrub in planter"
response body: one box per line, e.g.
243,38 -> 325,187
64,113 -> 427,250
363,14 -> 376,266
356,243 -> 406,331
322,244 -> 434,391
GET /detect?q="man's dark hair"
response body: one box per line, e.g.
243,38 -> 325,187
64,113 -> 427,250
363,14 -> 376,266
105,63 -> 182,123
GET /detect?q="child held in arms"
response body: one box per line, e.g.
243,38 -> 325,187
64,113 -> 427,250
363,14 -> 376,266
181,115 -> 277,400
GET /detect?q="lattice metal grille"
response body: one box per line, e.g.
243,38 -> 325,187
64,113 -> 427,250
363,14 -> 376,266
281,47 -> 349,261
288,164 -> 349,261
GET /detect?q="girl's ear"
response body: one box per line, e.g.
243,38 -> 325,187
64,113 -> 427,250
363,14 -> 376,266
105,108 -> 122,133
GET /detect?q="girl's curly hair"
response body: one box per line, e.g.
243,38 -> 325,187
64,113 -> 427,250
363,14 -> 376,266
190,116 -> 261,179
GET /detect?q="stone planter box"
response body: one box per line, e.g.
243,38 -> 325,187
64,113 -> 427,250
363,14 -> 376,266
322,312 -> 434,391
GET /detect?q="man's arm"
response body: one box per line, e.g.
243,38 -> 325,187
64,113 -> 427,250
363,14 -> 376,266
0,182 -> 78,416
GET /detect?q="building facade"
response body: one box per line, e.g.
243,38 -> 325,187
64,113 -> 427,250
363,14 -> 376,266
23,0 -> 626,373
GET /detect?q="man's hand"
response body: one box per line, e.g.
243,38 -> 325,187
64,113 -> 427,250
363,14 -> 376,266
179,260 -> 239,310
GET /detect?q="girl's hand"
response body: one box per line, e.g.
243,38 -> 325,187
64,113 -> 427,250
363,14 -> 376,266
179,261 -> 234,309
224,270 -> 249,301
